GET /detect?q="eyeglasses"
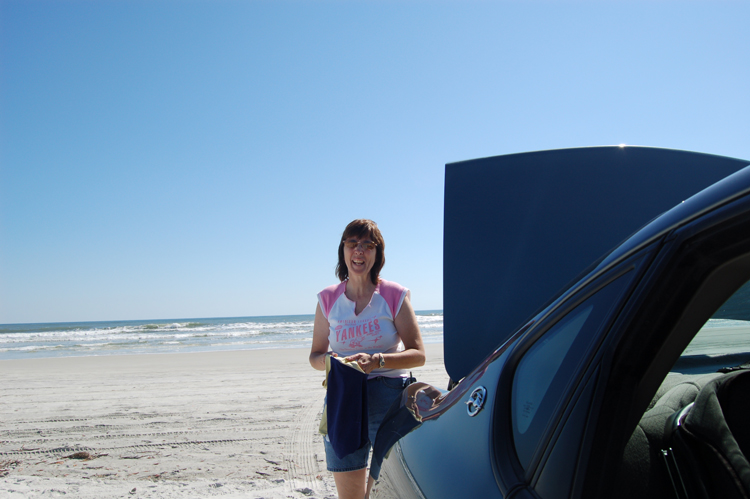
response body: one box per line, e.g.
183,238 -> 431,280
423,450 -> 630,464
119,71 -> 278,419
343,239 -> 377,251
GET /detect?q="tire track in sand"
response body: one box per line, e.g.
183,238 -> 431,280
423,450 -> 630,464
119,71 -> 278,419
0,438 -> 257,458
284,392 -> 327,495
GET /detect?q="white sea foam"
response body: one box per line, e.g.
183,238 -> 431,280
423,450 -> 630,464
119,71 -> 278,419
0,312 -> 443,359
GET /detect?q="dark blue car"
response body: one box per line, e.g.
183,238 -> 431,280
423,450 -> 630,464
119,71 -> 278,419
370,146 -> 750,499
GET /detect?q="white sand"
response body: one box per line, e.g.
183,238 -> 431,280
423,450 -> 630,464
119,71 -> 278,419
0,344 -> 448,498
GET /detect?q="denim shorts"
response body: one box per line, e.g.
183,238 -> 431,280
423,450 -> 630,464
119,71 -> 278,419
324,376 -> 407,472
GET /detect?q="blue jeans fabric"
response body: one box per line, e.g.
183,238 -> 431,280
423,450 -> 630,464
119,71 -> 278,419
324,376 -> 407,472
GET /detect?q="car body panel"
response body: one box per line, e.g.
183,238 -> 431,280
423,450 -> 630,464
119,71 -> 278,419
371,345 -> 514,499
444,146 -> 749,382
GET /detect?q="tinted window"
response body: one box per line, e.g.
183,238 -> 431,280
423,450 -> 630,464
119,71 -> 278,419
512,274 -> 630,469
514,305 -> 593,435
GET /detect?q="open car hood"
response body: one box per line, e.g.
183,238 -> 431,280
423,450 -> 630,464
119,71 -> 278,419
443,146 -> 750,382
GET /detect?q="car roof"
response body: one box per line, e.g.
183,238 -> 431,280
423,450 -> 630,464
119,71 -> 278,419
443,146 -> 750,382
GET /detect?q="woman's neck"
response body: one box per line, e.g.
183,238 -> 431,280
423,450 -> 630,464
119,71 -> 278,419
346,275 -> 377,300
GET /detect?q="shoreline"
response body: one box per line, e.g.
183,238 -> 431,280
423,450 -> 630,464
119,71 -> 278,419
1,344 -> 447,498
0,338 -> 445,364
0,343 -> 445,371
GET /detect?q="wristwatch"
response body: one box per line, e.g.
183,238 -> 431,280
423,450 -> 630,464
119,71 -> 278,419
379,353 -> 385,368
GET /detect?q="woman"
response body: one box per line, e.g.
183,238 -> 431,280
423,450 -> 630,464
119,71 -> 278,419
310,219 -> 426,499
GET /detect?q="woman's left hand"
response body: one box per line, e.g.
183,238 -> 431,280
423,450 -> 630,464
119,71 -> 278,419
345,352 -> 380,374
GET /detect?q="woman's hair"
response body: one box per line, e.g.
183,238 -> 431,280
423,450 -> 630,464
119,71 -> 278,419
336,219 -> 385,285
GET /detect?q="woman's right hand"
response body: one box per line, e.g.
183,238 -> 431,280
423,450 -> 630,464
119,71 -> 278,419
345,352 -> 380,374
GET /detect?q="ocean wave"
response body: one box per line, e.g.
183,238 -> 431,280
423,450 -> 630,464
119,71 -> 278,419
0,313 -> 443,360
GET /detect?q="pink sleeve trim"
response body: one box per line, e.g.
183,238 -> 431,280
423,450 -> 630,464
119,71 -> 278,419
377,280 -> 408,318
318,282 -> 347,319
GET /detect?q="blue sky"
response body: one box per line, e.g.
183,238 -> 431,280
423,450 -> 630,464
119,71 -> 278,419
1,0 -> 749,324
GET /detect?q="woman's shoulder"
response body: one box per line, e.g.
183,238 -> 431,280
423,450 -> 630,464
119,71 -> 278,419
377,279 -> 407,294
319,281 -> 346,295
376,279 -> 410,317
318,282 -> 347,317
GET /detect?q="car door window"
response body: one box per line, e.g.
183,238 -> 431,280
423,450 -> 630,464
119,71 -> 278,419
679,280 -> 750,369
512,273 -> 631,470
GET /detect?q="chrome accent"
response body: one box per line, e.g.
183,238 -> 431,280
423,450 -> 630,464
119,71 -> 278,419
466,386 -> 487,417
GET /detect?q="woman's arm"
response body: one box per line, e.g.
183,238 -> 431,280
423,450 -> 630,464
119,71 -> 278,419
309,303 -> 334,371
345,295 -> 426,373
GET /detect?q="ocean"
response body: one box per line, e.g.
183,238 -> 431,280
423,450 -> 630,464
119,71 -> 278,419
0,311 -> 443,360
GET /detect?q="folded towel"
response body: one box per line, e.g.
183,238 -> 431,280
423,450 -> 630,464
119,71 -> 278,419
319,355 -> 369,459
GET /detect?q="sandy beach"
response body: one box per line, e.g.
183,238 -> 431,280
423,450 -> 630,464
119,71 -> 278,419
0,344 -> 447,498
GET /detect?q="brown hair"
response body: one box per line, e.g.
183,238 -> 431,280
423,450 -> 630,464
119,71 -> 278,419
336,219 -> 385,285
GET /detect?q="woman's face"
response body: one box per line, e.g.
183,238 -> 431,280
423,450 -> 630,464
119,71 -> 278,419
342,235 -> 377,281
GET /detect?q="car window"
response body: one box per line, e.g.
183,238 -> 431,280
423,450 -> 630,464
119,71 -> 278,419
674,280 -> 750,374
514,305 -> 593,435
512,273 -> 631,470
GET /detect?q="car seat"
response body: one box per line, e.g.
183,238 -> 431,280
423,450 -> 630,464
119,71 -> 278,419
613,373 -> 722,499
662,369 -> 750,499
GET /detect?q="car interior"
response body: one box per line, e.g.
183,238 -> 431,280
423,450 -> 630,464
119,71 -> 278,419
614,280 -> 750,499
